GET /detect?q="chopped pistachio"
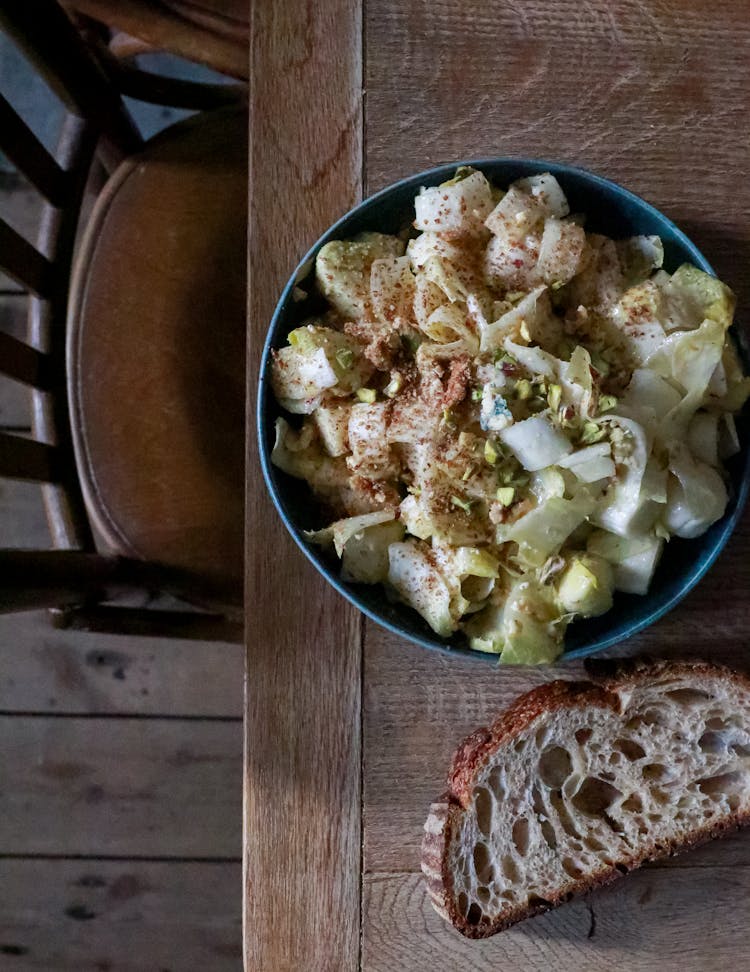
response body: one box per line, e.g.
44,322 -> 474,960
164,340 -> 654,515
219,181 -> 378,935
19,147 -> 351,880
471,386 -> 484,402
506,292 -> 524,304
547,383 -> 562,411
384,372 -> 403,397
450,495 -> 473,513
356,387 -> 377,404
580,421 -> 606,444
335,348 -> 354,371
496,486 -> 515,507
442,407 -> 456,429
484,439 -> 498,465
598,394 -> 618,413
440,165 -> 475,186
551,279 -> 565,291
654,522 -> 670,541
462,466 -> 475,481
288,326 -> 313,350
515,378 -> 533,400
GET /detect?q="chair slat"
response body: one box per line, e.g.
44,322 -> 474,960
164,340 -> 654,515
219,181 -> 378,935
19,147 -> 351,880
51,604 -> 243,642
110,63 -> 246,111
0,1 -> 141,169
0,219 -> 55,297
0,331 -> 54,390
0,95 -> 70,206
0,432 -> 61,482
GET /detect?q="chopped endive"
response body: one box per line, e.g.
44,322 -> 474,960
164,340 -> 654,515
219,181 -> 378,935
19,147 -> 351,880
454,546 -> 500,578
515,378 -> 533,400
270,166 -> 747,664
342,520 -> 405,583
557,555 -> 614,618
499,578 -> 564,664
387,540 -> 456,637
580,421 -> 606,445
500,415 -> 573,470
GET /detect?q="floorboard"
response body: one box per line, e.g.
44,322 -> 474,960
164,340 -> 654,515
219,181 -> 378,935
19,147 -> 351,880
0,858 -> 241,971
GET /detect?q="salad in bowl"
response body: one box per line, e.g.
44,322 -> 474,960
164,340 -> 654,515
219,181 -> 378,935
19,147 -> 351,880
267,166 -> 749,664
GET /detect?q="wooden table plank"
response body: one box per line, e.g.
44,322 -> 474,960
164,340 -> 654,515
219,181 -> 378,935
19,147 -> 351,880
246,0 -> 750,967
363,867 -> 750,972
0,716 -> 241,857
358,1 -> 750,967
244,1 -> 363,969
365,0 -> 750,318
0,859 -> 240,971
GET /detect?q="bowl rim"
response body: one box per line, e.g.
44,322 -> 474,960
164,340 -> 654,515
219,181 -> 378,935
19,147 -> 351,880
257,157 -> 750,664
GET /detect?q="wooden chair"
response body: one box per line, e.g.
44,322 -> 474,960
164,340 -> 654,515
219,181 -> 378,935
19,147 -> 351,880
0,1 -> 246,641
64,0 -> 249,79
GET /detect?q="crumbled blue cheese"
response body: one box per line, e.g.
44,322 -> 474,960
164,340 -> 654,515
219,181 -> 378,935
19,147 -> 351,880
480,385 -> 514,432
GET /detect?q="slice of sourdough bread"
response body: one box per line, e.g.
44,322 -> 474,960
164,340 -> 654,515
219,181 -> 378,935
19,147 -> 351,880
421,659 -> 750,938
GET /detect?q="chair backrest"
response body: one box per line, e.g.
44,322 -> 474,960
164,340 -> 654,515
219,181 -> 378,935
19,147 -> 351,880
0,0 -> 246,622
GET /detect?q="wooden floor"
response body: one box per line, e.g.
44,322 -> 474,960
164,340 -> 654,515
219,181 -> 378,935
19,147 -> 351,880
0,182 -> 244,970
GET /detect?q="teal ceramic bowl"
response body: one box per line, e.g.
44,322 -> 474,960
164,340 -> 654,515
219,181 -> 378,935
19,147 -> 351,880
258,160 -> 750,662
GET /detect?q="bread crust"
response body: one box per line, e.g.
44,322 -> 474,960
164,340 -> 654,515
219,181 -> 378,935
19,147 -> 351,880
421,659 -> 750,939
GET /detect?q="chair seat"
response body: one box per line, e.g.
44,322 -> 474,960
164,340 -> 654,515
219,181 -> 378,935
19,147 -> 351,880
68,107 -> 246,610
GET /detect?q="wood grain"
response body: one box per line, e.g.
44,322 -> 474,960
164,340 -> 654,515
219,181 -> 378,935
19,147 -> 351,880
365,0 -> 750,316
244,0 -> 363,969
357,2 -> 750,968
363,868 -> 750,971
0,716 -> 241,857
0,859 -> 240,971
363,613 -> 750,875
0,609 -> 243,716
244,1 -> 750,966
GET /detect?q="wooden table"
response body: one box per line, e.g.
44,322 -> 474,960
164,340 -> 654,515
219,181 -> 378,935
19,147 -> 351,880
245,2 -> 750,968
